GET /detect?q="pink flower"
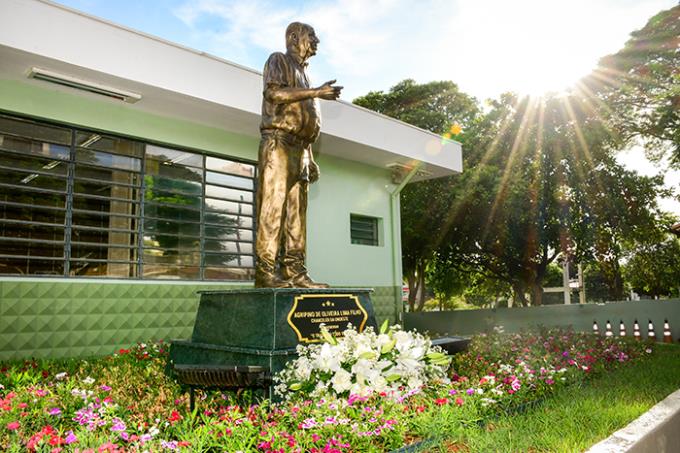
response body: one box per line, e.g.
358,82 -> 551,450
98,442 -> 119,452
300,418 -> 317,429
48,408 -> 62,416
7,421 -> 20,430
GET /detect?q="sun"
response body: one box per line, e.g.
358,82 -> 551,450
510,59 -> 589,97
451,0 -> 617,98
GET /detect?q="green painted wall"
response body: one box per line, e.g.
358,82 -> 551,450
404,299 -> 680,341
308,155 -> 397,287
0,79 -> 258,161
0,79 -> 404,359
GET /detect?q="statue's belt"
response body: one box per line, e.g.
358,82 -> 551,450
262,129 -> 313,148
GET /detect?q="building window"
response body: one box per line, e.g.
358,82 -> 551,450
0,114 -> 255,280
350,214 -> 380,246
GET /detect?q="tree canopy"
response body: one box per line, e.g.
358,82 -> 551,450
625,232 -> 680,299
353,6 -> 679,310
583,5 -> 680,166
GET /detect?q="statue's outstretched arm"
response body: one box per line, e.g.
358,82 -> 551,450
265,80 -> 342,104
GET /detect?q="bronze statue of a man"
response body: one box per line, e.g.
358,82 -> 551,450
254,22 -> 342,288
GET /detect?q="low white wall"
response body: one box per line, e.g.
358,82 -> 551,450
588,388 -> 680,453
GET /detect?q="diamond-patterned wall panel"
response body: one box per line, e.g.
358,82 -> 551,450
0,281 -> 402,360
0,280 -> 249,360
370,286 -> 401,326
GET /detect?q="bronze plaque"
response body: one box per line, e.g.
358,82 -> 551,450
287,294 -> 369,343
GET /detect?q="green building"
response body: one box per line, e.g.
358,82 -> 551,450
0,0 -> 461,359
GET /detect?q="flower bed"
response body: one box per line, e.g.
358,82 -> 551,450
0,327 -> 655,452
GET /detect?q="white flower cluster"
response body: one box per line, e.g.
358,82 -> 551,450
274,322 -> 450,400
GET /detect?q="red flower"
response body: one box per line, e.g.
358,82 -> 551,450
7,420 -> 20,430
455,397 -> 464,406
435,398 -> 448,406
168,410 -> 182,423
49,435 -> 65,446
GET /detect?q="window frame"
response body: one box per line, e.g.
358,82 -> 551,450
350,213 -> 381,247
0,111 -> 257,281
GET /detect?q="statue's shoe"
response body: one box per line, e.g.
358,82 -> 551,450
290,273 -> 330,289
254,271 -> 293,288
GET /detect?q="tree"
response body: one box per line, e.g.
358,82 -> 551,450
584,5 -> 680,166
568,160 -> 669,300
351,7 -> 678,310
624,227 -> 680,299
354,80 -> 479,311
355,82 -> 661,307
431,92 -> 621,306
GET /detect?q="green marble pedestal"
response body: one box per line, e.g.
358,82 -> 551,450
168,288 -> 378,398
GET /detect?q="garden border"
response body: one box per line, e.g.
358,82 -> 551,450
587,387 -> 680,453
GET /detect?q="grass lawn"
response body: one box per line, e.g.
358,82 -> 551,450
448,344 -> 680,452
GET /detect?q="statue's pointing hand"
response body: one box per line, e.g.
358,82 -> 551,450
316,79 -> 343,100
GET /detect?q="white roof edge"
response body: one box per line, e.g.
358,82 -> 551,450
3,0 -> 462,176
39,0 -> 462,148
38,0 -> 263,77
340,99 -> 463,146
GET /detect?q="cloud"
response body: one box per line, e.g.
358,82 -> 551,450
173,0 -> 403,75
172,0 -> 677,101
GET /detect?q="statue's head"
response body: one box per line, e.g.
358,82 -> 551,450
286,22 -> 319,61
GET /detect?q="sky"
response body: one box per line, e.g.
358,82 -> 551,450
54,0 -> 679,214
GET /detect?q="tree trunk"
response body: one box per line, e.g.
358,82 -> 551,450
512,283 -> 528,307
407,273 -> 418,312
530,264 -> 548,306
603,259 -> 625,301
416,264 -> 427,312
611,270 -> 624,300
530,282 -> 543,306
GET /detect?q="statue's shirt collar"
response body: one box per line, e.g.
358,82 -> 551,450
286,50 -> 308,68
